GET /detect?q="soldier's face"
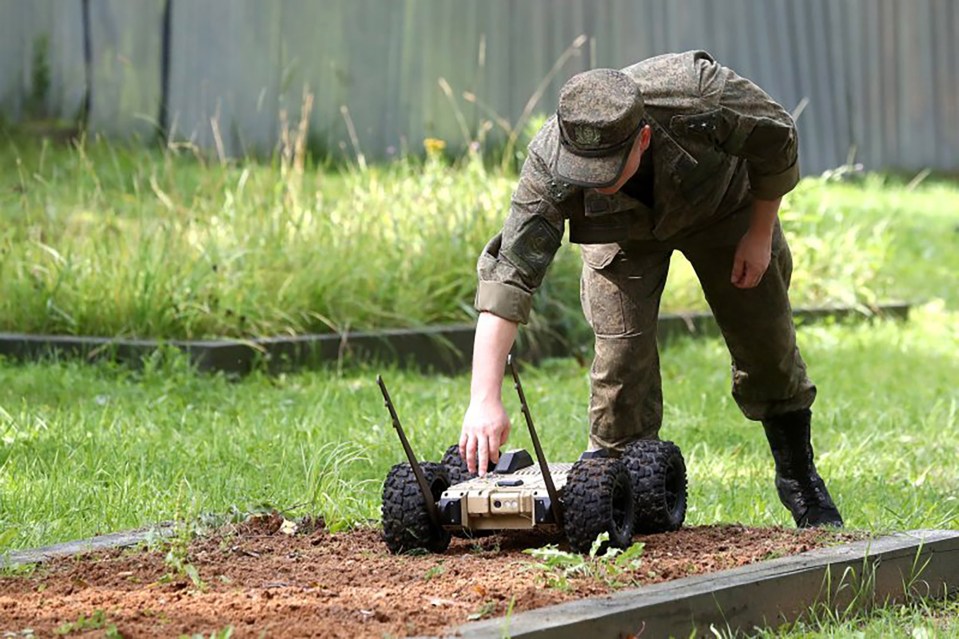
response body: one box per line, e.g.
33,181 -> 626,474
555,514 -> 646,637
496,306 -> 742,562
595,125 -> 651,195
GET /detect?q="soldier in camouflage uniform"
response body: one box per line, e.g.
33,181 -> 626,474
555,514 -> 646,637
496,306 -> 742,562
459,50 -> 843,528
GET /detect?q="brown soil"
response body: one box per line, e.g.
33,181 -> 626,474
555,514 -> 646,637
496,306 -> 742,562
0,514 -> 857,638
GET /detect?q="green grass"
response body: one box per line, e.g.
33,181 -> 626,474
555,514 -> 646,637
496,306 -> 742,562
1,305 -> 956,553
1,308 -> 957,636
0,133 -> 517,337
1,133 -> 957,636
763,596 -> 959,638
746,576 -> 959,638
2,132 -> 957,339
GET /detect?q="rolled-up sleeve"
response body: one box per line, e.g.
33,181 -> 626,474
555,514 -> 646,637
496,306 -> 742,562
703,61 -> 800,200
474,152 -> 566,324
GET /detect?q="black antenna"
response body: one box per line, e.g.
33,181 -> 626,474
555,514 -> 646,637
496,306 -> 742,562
507,355 -> 563,525
377,375 -> 442,530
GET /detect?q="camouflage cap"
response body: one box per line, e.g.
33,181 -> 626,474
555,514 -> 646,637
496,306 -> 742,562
553,68 -> 645,188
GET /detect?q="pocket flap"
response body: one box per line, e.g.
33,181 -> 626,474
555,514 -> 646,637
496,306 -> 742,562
584,191 -> 643,218
580,243 -> 620,270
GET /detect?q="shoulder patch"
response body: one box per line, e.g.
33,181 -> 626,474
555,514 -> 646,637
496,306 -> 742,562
669,110 -> 720,139
503,216 -> 562,286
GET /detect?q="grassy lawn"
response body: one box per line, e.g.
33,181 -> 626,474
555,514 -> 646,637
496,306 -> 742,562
3,306 -> 957,549
1,132 -> 957,635
2,132 -> 957,338
1,306 -> 957,634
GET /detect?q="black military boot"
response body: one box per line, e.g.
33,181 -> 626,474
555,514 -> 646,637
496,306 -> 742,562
762,409 -> 844,528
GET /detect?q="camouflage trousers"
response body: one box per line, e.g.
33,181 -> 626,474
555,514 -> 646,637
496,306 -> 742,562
580,210 -> 817,452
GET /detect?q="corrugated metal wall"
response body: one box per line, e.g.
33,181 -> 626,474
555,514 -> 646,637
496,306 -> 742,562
1,0 -> 956,174
0,0 -> 86,122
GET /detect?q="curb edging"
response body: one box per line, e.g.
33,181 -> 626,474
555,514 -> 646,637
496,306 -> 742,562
441,529 -> 959,638
1,525 -> 174,569
0,303 -> 910,375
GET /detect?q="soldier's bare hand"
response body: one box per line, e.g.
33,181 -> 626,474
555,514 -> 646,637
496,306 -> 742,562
731,229 -> 772,289
460,399 -> 511,476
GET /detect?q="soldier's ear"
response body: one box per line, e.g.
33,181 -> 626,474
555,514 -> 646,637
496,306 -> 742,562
638,124 -> 652,153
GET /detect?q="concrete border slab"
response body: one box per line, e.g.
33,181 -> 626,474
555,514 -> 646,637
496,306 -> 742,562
444,529 -> 959,639
0,303 -> 910,375
1,525 -> 174,569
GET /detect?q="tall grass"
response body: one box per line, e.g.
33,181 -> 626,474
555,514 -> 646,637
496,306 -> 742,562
0,132 -> 518,337
2,129 -> 956,339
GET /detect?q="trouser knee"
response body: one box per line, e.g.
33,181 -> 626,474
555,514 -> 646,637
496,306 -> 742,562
588,334 -> 663,452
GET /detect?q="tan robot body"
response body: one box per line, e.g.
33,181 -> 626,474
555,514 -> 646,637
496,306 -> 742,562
442,460 -> 576,530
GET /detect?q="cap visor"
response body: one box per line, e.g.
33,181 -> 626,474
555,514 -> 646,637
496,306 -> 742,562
553,143 -> 631,189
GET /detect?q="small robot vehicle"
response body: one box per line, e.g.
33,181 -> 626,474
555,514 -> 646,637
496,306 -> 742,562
379,357 -> 687,554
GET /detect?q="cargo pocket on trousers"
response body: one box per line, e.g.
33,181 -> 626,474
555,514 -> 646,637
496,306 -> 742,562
581,247 -> 668,339
580,244 -> 626,337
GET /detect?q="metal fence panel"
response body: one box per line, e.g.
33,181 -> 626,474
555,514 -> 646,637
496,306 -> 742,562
166,0 -> 282,155
1,0 -> 956,174
0,0 -> 85,122
87,0 -> 164,138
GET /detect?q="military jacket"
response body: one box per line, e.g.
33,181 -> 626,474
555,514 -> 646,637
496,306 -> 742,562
475,50 -> 800,324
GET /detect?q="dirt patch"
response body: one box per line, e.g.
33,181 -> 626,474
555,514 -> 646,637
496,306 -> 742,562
0,515 -> 858,638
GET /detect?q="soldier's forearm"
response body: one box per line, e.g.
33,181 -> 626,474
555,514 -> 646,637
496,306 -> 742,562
749,197 -> 781,238
470,312 -> 519,403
